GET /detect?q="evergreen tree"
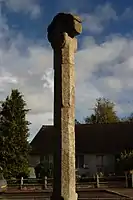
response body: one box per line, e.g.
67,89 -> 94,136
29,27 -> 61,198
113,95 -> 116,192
84,97 -> 119,124
0,89 -> 31,178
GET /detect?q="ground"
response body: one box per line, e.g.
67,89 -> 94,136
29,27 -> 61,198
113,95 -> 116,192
1,188 -> 132,199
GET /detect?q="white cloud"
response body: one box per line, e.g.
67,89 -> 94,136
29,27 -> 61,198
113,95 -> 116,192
4,0 -> 41,18
120,7 -> 133,20
76,35 -> 133,118
81,3 -> 117,34
0,40 -> 53,139
28,112 -> 53,141
0,11 -> 53,140
0,42 -> 53,112
1,5 -> 133,140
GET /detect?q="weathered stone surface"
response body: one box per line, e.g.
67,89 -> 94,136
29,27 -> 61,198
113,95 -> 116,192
47,13 -> 82,49
47,13 -> 82,200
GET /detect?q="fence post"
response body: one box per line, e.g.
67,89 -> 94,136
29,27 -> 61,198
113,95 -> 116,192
125,172 -> 128,188
20,177 -> 23,190
96,174 -> 99,188
42,176 -> 47,190
44,176 -> 47,189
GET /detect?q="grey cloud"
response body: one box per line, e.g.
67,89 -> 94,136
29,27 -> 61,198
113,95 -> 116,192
1,7 -> 133,138
4,0 -> 41,18
76,35 -> 133,118
81,3 -> 117,34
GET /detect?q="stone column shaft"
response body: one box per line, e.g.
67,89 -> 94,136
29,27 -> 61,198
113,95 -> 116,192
53,34 -> 77,200
47,13 -> 82,200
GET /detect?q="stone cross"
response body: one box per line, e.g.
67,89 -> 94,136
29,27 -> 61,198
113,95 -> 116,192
47,13 -> 82,200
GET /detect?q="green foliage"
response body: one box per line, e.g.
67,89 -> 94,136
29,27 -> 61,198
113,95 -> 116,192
128,113 -> 133,122
121,113 -> 133,122
117,150 -> 133,171
84,114 -> 96,124
0,89 -> 31,179
84,98 -> 119,124
75,119 -> 80,124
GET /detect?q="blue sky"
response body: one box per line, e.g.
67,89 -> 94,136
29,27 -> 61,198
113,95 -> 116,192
1,0 -> 133,140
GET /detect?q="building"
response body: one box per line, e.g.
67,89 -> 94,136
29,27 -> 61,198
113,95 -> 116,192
30,122 -> 133,177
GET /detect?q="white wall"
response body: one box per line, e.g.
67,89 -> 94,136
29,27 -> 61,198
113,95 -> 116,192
78,154 -> 115,176
103,154 -> 115,174
29,153 -> 115,176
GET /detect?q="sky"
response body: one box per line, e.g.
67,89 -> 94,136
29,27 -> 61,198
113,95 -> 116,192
1,0 -> 133,141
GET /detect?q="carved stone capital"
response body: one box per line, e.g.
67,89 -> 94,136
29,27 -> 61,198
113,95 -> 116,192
47,13 -> 82,50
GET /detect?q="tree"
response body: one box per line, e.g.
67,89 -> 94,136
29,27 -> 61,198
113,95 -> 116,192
117,150 -> 133,172
84,98 -> 119,124
128,113 -> 133,122
75,119 -> 80,124
0,89 -> 31,178
84,114 -> 96,124
121,113 -> 133,122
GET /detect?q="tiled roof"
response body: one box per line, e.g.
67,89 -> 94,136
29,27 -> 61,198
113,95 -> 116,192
30,123 -> 133,155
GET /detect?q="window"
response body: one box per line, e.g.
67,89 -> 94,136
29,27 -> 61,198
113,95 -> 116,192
96,155 -> 104,165
49,155 -> 53,164
96,165 -> 104,173
76,155 -> 84,168
40,154 -> 53,164
96,155 -> 104,174
40,155 -> 44,162
44,155 -> 49,162
40,155 -> 49,163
